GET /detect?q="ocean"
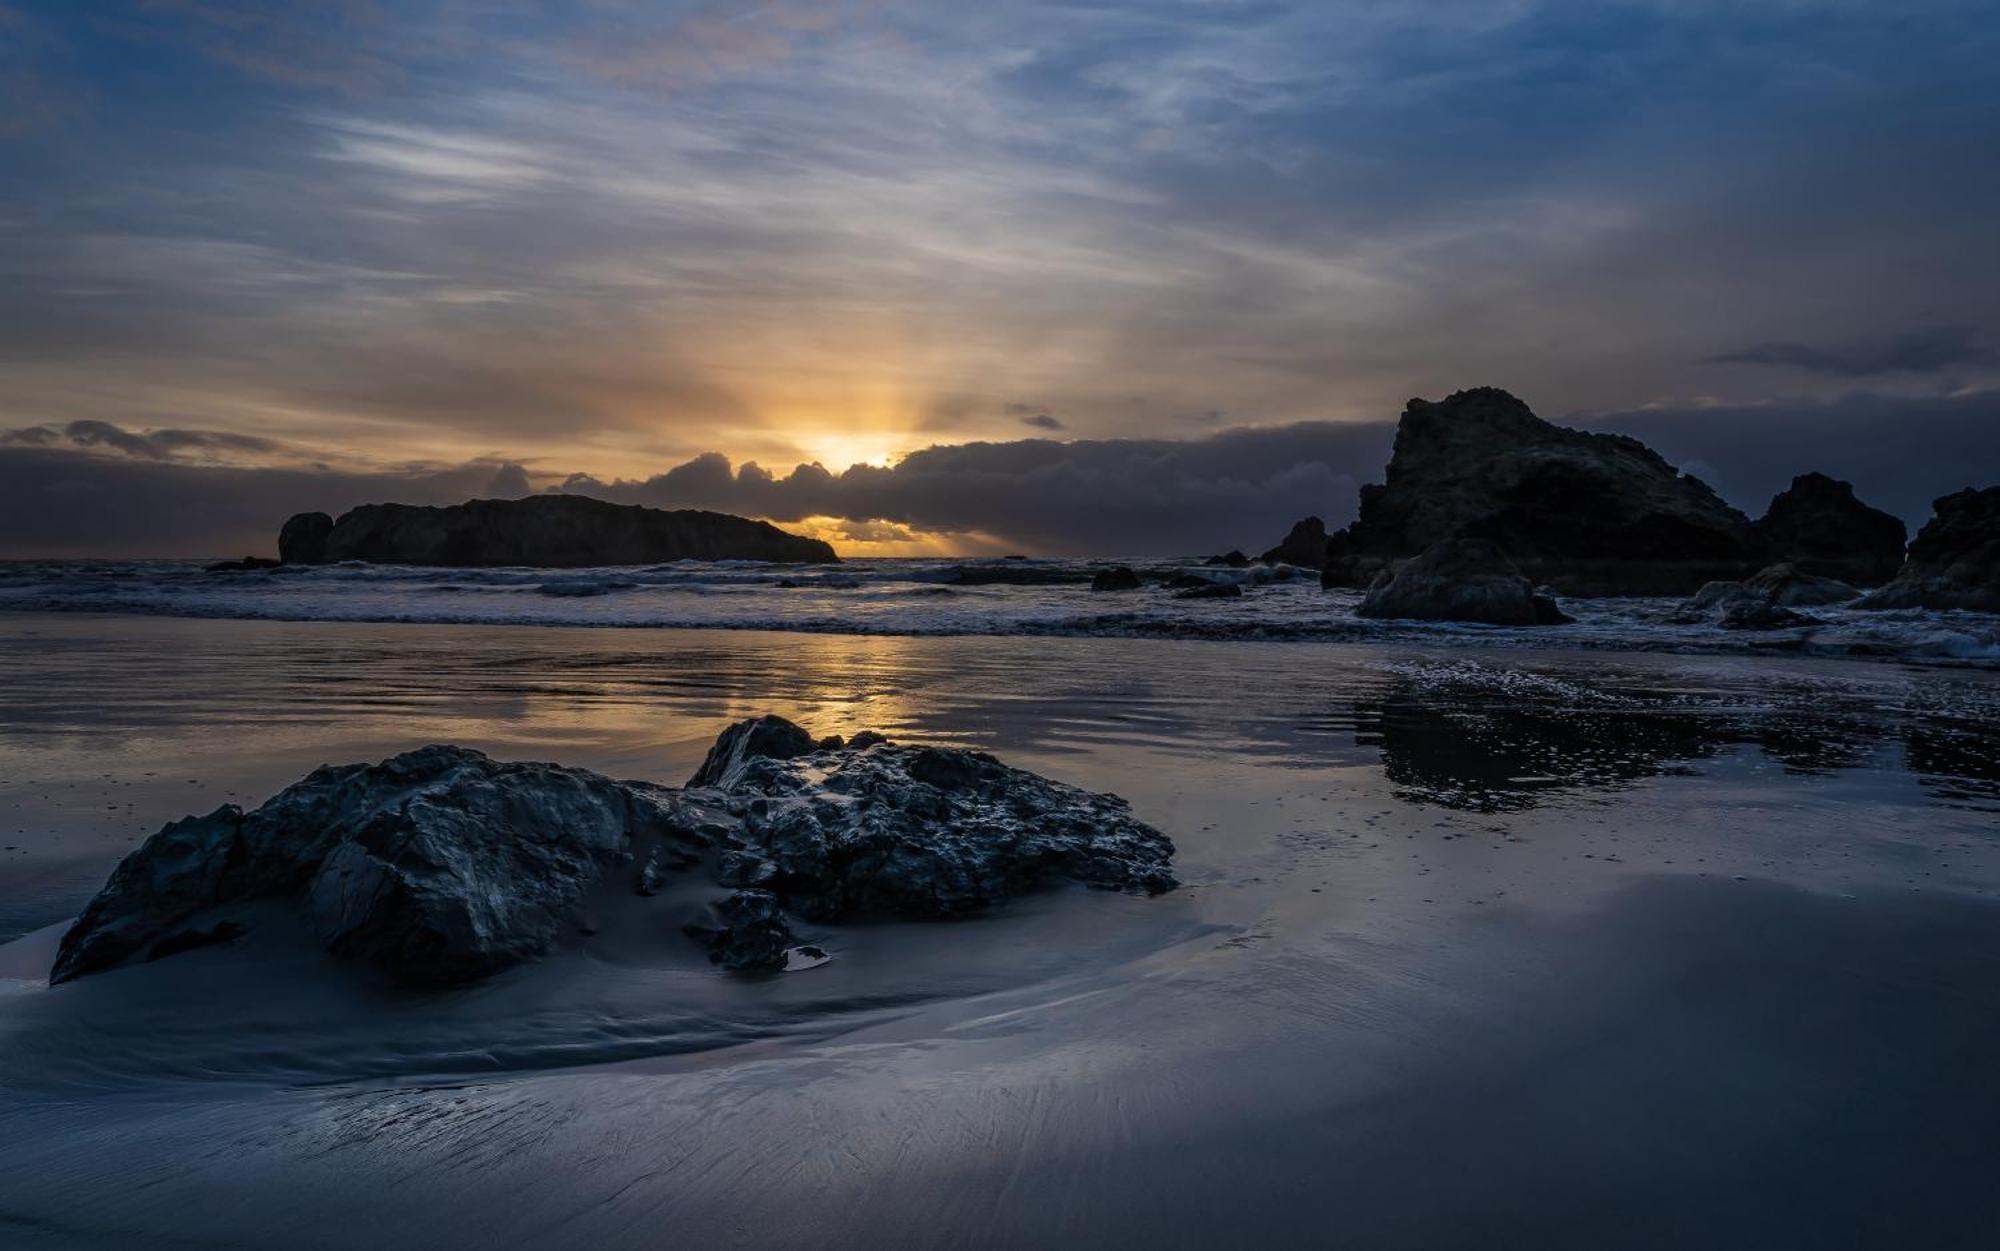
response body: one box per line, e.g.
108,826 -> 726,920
1,584 -> 1997,1247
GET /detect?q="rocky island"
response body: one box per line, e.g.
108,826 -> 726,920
277,494 -> 837,567
51,716 -> 1177,985
1242,387 -> 1937,624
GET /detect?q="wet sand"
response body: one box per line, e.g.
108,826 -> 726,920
2,614 -> 1999,1248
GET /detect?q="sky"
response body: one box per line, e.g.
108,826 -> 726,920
1,0 -> 1997,557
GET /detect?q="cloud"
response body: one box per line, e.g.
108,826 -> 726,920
6,390 -> 2000,558
2,1 -> 1998,508
0,419 -> 284,462
555,421 -> 1393,554
0,446 -> 531,558
1712,326 -> 1992,378
1018,413 -> 1064,431
1596,389 -> 2000,527
485,461 -> 531,498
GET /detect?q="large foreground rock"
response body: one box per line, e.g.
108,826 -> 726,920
1322,388 -> 1764,596
1753,473 -> 1906,587
1355,538 -> 1570,626
52,719 -> 1176,985
1856,487 -> 2000,611
278,494 -> 837,567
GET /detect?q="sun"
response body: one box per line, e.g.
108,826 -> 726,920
797,430 -> 912,471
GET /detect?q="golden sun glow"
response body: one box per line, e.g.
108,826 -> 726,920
793,430 -> 915,471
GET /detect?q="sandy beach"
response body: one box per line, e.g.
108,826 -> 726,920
3,613 -> 1998,1248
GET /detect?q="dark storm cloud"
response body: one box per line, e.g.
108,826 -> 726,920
1712,326 -> 1992,378
6,389 -> 1998,558
1018,414 -> 1065,431
0,420 -> 284,460
0,446 -> 529,558
0,422 -> 1394,558
1597,390 -> 2000,527
560,422 -> 1394,554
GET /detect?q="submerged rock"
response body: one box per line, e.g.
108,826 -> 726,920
1321,388 -> 1765,596
1355,538 -> 1571,626
1856,487 -> 2000,612
1676,563 -> 1858,629
1174,581 -> 1243,599
1259,517 -> 1329,568
204,556 -> 282,572
53,719 -> 1178,985
1753,473 -> 1907,587
278,495 -> 836,567
1090,566 -> 1143,592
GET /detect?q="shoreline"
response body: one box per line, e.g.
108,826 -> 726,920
2,596 -> 1997,670
3,613 -> 2000,1246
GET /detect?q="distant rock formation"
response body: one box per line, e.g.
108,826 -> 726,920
1205,550 -> 1251,568
1090,566 -> 1143,591
277,495 -> 836,567
1753,473 -> 1906,586
1321,388 -> 1764,596
277,511 -> 333,564
1259,516 -> 1327,568
1856,487 -> 2000,611
52,717 -> 1176,986
1355,538 -> 1570,626
204,556 -> 282,572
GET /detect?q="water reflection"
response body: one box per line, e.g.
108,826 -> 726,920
1344,664 -> 1998,814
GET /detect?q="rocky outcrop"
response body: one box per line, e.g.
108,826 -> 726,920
687,726 -> 1177,931
1856,487 -> 2000,611
204,556 -> 282,572
1090,566 -> 1143,591
1676,562 -> 1859,629
52,719 -> 1176,985
277,495 -> 837,567
1753,473 -> 1906,586
1355,538 -> 1570,626
1320,388 -> 1765,596
1259,517 -> 1328,568
278,511 -> 332,564
1205,550 -> 1250,568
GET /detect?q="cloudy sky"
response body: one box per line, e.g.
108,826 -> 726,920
2,0 -> 1997,556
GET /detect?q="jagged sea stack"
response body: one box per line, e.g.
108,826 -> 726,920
1319,388 -> 1765,596
1753,473 -> 1906,587
1857,486 -> 2000,611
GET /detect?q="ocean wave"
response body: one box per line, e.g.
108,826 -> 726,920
0,557 -> 1995,668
